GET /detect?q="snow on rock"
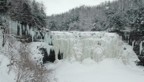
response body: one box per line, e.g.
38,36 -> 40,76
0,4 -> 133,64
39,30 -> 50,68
28,42 -> 51,64
51,31 -> 138,64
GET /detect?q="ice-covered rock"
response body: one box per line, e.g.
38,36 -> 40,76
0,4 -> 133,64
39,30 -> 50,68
50,31 -> 138,64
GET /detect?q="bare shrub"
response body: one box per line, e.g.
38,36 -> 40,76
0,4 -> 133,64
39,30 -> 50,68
5,41 -> 50,82
14,43 -> 50,82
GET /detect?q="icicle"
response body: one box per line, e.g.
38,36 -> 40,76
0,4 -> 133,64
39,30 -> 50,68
29,28 -> 35,42
132,41 -> 135,48
55,50 -> 58,61
19,23 -> 22,36
140,41 -> 143,55
9,19 -> 12,34
44,32 -> 51,44
26,24 -> 29,35
15,21 -> 18,35
0,30 -> 3,48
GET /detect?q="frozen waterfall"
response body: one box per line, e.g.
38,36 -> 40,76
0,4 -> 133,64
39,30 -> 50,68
49,31 -> 138,63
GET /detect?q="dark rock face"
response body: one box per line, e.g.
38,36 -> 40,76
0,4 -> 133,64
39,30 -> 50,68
58,50 -> 63,60
111,30 -> 144,66
0,0 -> 7,13
137,56 -> 144,66
39,48 -> 63,64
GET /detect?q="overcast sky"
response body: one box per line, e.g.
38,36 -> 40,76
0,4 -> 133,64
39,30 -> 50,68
36,0 -> 115,16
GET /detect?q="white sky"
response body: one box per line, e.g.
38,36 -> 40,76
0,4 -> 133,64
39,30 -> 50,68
36,0 -> 115,16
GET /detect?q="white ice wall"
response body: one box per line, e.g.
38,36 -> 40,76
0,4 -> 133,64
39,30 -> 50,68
50,31 -> 138,63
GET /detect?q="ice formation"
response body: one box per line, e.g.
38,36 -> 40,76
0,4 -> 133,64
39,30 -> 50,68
50,31 -> 138,63
0,30 -> 3,49
140,41 -> 144,55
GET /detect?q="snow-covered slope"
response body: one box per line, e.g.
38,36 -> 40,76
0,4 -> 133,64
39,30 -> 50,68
0,30 -> 16,82
0,53 -> 16,82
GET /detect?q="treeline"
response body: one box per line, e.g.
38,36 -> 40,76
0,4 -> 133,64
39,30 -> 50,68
47,0 -> 144,31
1,0 -> 47,28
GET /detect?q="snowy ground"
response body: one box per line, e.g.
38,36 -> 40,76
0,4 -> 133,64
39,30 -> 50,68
0,53 -> 16,82
46,58 -> 144,82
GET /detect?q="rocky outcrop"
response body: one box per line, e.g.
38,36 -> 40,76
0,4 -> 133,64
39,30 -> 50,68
39,48 -> 63,63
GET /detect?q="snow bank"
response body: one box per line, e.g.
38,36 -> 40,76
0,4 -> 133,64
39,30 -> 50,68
51,31 -> 138,64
